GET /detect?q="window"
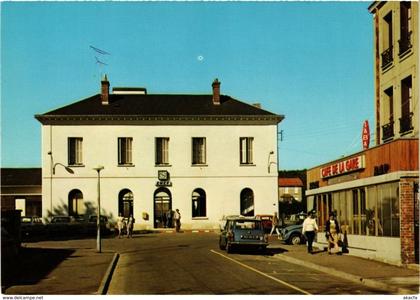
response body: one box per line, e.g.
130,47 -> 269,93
68,189 -> 84,216
240,188 -> 254,216
118,137 -> 133,165
192,188 -> 206,218
156,138 -> 169,165
399,2 -> 412,55
240,137 -> 254,165
400,76 -> 413,133
68,138 -> 83,165
381,12 -> 393,68
382,87 -> 394,141
192,138 -> 206,165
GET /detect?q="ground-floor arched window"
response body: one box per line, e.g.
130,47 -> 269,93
192,188 -> 206,217
240,188 -> 254,216
68,189 -> 84,216
119,189 -> 134,218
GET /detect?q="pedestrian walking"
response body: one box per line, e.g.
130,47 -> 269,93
117,213 -> 125,239
166,209 -> 173,228
325,212 -> 340,254
302,210 -> 318,254
174,209 -> 181,232
269,212 -> 281,239
127,214 -> 135,238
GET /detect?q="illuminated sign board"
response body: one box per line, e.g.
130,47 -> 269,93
320,155 -> 365,179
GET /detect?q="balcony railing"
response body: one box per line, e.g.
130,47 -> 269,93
399,31 -> 413,56
399,112 -> 414,134
381,46 -> 393,69
382,121 -> 394,141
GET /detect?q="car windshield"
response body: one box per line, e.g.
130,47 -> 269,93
234,220 -> 262,230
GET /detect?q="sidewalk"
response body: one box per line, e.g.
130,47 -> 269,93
268,237 -> 420,295
2,240 -> 115,295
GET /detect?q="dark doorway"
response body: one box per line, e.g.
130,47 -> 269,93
119,189 -> 134,218
154,188 -> 172,228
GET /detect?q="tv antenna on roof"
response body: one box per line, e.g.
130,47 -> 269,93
90,45 -> 111,55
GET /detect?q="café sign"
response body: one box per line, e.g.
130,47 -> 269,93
320,155 -> 365,179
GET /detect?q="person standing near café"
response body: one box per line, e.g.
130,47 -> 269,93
174,209 -> 181,232
325,212 -> 340,254
269,212 -> 281,239
302,210 -> 318,254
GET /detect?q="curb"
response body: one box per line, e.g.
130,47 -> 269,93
273,254 -> 415,295
97,252 -> 120,295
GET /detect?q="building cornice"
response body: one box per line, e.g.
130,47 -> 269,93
34,114 -> 284,126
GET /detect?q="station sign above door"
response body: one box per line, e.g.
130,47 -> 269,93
320,155 -> 365,179
157,170 -> 172,186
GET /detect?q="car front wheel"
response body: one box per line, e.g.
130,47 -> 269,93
290,234 -> 302,245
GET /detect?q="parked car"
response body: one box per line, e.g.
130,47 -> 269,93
21,216 -> 45,238
256,214 -> 273,233
46,215 -> 83,236
219,216 -> 268,253
280,223 -> 306,245
88,215 -> 113,235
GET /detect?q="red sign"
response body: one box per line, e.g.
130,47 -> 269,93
362,120 -> 370,150
320,155 -> 365,179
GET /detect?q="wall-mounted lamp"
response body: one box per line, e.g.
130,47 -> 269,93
53,162 -> 74,175
267,151 -> 276,173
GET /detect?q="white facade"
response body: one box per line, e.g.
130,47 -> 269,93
41,123 -> 280,230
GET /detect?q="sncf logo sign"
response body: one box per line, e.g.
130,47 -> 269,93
320,155 -> 365,179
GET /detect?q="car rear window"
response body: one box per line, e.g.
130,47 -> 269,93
234,221 -> 262,230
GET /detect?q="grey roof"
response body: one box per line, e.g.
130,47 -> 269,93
35,93 -> 284,125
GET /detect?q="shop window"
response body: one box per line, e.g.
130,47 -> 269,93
378,182 -> 400,237
352,190 -> 360,235
367,186 -> 379,236
192,188 -> 206,218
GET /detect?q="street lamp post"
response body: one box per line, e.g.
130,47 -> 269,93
93,166 -> 104,253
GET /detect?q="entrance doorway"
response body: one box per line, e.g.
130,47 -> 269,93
119,189 -> 134,218
154,187 -> 172,228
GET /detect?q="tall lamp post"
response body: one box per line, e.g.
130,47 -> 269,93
93,166 -> 104,253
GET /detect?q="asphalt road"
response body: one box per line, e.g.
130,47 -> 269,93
106,232 -> 384,295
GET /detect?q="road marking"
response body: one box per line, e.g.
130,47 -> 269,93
210,250 -> 311,295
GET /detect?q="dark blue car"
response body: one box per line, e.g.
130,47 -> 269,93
219,216 -> 269,253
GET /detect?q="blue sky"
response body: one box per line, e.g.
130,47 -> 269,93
1,1 -> 374,170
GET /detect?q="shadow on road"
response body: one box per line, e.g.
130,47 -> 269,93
1,247 -> 75,293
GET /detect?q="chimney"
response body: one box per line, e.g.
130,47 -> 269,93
101,74 -> 110,105
212,78 -> 221,105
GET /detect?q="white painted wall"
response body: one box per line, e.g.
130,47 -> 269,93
314,233 -> 402,265
41,124 -> 279,229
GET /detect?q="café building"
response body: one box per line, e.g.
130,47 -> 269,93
306,138 -> 418,265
